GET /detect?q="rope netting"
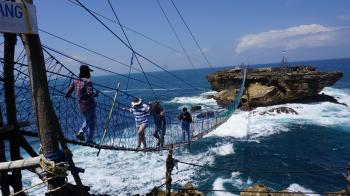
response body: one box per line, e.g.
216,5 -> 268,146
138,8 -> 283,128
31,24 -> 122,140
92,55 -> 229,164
0,50 -> 246,152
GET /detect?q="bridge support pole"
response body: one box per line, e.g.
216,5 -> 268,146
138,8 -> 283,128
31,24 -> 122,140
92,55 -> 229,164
20,36 -> 71,194
165,145 -> 174,196
4,31 -> 27,196
20,1 -> 87,195
19,2 -> 76,195
0,100 -> 10,196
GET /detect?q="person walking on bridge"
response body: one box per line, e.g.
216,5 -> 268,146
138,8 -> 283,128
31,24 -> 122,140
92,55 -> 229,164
124,98 -> 150,150
150,101 -> 166,147
178,107 -> 192,143
66,64 -> 98,144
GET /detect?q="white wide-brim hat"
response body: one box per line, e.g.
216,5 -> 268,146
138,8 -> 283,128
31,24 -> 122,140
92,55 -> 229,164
131,99 -> 142,107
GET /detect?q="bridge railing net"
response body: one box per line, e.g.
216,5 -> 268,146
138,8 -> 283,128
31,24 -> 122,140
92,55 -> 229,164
0,53 -> 246,151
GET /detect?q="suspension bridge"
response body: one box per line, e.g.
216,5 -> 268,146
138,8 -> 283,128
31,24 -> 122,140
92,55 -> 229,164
0,0 -> 248,152
0,49 -> 247,152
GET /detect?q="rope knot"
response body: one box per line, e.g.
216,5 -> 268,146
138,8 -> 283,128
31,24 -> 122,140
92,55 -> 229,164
39,150 -> 68,178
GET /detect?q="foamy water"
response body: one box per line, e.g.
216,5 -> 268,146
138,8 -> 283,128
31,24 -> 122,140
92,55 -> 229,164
209,87 -> 350,140
286,184 -> 319,196
166,91 -> 220,111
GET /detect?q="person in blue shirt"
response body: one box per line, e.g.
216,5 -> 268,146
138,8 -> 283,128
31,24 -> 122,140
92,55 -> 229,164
178,107 -> 192,143
124,98 -> 150,149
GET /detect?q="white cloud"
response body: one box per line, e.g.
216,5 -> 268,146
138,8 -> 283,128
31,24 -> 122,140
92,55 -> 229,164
337,15 -> 350,21
235,24 -> 350,54
200,47 -> 210,53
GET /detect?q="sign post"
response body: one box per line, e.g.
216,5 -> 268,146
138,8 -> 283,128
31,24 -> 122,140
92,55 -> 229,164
0,0 -> 38,34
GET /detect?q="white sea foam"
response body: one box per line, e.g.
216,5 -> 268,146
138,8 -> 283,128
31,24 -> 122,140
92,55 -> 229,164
74,148 -> 215,195
207,111 -> 250,138
211,171 -> 253,196
286,183 -> 318,196
167,91 -> 220,111
210,143 -> 235,156
21,146 -> 215,195
208,87 -> 350,140
322,87 -> 350,105
210,180 -> 317,196
230,172 -> 244,188
168,94 -> 217,106
101,88 -> 192,94
212,177 -> 237,196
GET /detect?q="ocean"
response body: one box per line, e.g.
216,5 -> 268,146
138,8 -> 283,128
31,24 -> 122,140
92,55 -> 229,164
13,58 -> 350,195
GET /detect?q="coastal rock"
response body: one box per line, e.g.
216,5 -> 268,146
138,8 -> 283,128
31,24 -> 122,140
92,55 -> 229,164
257,107 -> 298,116
241,184 -> 271,196
207,66 -> 343,110
212,87 -> 238,107
147,182 -> 204,196
241,184 -> 304,196
191,105 -> 202,112
196,111 -> 215,118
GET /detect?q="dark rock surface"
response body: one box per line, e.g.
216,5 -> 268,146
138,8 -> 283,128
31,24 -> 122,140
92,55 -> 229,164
207,66 -> 343,110
191,105 -> 202,112
196,111 -> 215,118
256,106 -> 298,116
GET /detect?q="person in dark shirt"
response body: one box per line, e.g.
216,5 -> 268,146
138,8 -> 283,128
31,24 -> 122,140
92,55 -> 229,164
66,64 -> 98,143
150,101 -> 166,147
178,107 -> 192,143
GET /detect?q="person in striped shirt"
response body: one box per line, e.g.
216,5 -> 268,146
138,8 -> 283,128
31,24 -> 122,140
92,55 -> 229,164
124,98 -> 150,149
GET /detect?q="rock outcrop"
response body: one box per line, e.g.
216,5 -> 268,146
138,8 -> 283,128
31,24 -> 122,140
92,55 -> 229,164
256,106 -> 298,116
241,184 -> 304,196
207,66 -> 343,110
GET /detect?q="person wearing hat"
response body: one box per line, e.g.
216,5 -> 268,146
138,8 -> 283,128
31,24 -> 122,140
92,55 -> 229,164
123,98 -> 150,149
178,107 -> 193,143
66,64 -> 98,144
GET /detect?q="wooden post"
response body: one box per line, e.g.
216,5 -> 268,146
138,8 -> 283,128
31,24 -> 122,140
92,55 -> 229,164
4,32 -> 26,195
20,1 -> 87,195
97,83 -> 120,156
165,145 -> 174,196
18,3 -> 66,194
19,37 -> 67,193
0,157 -> 40,171
0,97 -> 10,196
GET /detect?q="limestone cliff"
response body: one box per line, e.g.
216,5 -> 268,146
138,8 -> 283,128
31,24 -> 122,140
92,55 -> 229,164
207,66 -> 343,110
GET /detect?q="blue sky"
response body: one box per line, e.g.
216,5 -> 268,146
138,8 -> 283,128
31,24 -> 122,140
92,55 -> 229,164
33,0 -> 350,74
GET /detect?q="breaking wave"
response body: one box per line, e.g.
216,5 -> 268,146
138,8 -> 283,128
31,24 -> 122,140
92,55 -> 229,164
209,143 -> 235,156
286,184 -> 318,196
209,87 -> 350,140
166,91 -> 220,110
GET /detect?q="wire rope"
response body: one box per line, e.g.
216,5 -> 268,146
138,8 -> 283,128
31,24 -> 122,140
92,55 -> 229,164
74,0 -> 203,92
106,0 -> 157,99
156,0 -> 198,72
169,0 -> 214,70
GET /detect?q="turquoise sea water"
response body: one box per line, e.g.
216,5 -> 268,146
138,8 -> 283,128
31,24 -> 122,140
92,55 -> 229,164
13,58 -> 350,195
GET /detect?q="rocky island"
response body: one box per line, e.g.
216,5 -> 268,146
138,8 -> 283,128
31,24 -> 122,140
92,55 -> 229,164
207,66 -> 343,110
